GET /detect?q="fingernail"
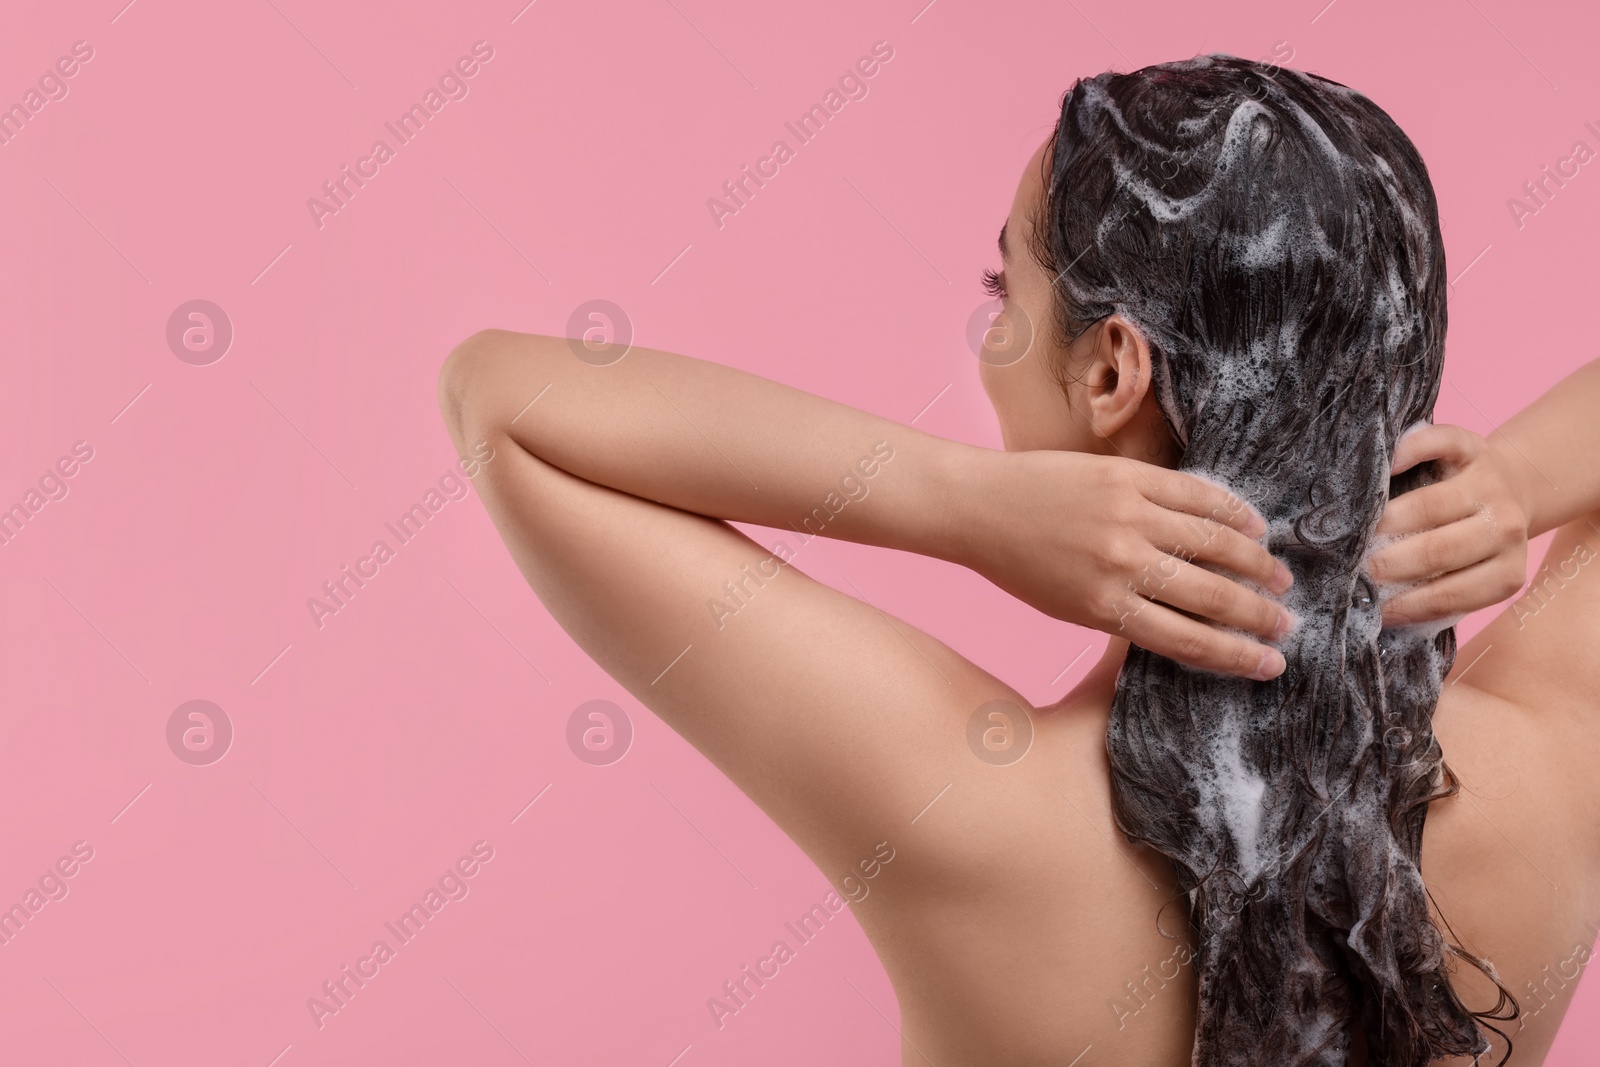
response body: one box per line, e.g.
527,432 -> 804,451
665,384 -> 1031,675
1275,607 -> 1297,638
1273,561 -> 1293,593
1251,648 -> 1286,681
1247,513 -> 1268,538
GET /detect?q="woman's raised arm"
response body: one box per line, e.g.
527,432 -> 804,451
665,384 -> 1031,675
438,328 -> 1296,679
1491,358 -> 1600,537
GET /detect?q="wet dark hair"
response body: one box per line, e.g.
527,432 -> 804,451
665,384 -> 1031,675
1030,55 -> 1518,1064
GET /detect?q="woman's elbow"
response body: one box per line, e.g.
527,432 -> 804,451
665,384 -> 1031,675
437,328 -> 524,439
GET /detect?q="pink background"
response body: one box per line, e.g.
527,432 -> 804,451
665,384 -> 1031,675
1,0 -> 1595,1063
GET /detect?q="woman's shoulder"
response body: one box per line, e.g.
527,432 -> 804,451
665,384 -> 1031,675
849,674 -> 1204,1066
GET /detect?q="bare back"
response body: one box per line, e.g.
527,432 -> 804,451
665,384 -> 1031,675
846,519 -> 1600,1066
444,334 -> 1600,1066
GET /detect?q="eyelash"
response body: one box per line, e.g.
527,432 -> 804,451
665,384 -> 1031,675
981,267 -> 1007,299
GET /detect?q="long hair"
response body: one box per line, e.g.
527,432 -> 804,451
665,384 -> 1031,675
1030,55 -> 1518,1065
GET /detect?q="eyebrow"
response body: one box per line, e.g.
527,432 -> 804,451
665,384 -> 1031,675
998,221 -> 1010,262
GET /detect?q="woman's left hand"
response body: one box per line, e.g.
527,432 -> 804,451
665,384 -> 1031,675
1368,423 -> 1530,625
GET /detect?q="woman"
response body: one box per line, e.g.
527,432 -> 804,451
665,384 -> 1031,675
438,55 -> 1600,1066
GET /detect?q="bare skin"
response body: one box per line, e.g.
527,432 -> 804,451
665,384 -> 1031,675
437,140 -> 1600,1065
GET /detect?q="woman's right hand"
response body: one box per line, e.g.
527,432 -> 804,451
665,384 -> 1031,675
952,449 -> 1295,680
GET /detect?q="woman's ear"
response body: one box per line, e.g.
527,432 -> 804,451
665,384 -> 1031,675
1081,314 -> 1156,440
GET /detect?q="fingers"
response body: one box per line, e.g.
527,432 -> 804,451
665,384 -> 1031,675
1126,547 -> 1294,644
1140,466 -> 1267,538
1116,596 -> 1287,680
1369,514 -> 1499,584
1380,554 -> 1527,627
1392,422 -> 1480,477
1375,478 -> 1476,537
1152,509 -> 1292,594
